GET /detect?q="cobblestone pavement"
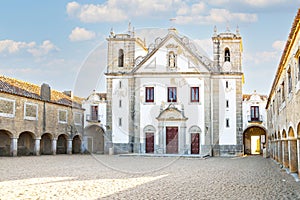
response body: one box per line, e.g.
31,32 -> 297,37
0,155 -> 299,200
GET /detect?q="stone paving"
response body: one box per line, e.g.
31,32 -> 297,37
0,155 -> 299,199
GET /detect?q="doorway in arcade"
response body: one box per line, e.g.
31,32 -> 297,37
243,126 -> 266,155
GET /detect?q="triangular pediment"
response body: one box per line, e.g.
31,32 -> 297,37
133,30 -> 213,74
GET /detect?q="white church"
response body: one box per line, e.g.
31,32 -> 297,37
104,25 -> 244,156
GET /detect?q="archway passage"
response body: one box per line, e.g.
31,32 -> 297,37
18,132 -> 35,156
72,135 -> 81,154
57,134 -> 67,154
243,126 -> 266,155
40,133 -> 52,155
84,125 -> 104,154
0,130 -> 11,156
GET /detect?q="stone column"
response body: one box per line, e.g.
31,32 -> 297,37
52,139 -> 57,155
67,139 -> 72,155
274,140 -> 278,161
278,140 -> 282,164
288,139 -> 298,173
297,138 -> 300,178
10,138 -> 18,157
283,140 -> 289,168
158,123 -> 164,154
180,123 -> 186,154
35,138 -> 41,156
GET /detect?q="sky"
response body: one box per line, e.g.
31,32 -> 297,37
0,0 -> 299,97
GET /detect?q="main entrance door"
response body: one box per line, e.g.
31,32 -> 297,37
166,127 -> 178,154
145,132 -> 154,153
191,133 -> 199,154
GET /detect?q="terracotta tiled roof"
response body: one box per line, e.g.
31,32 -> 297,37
243,94 -> 267,101
0,75 -> 83,108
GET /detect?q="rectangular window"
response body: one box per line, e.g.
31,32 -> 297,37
282,82 -> 285,102
250,106 -> 259,121
145,87 -> 154,102
225,81 -> 229,88
0,97 -> 15,118
119,81 -> 122,89
168,87 -> 177,102
288,68 -> 292,93
226,100 -> 229,108
190,87 -> 199,102
24,102 -> 38,120
119,99 -> 122,108
58,110 -> 68,123
74,112 -> 82,125
226,118 -> 230,127
91,105 -> 98,121
119,118 -> 122,126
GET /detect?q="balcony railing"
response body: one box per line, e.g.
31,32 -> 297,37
247,115 -> 263,123
86,114 -> 102,122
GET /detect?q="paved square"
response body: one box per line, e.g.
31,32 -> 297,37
0,155 -> 299,199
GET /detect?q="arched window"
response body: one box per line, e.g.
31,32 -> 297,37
225,48 -> 230,62
118,49 -> 124,67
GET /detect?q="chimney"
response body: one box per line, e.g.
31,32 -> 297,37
41,83 -> 51,101
63,90 -> 73,98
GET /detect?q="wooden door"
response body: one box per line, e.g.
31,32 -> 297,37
146,133 -> 154,153
191,133 -> 199,154
166,127 -> 178,154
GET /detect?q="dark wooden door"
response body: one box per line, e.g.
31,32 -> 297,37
166,127 -> 178,154
191,133 -> 200,154
146,133 -> 154,153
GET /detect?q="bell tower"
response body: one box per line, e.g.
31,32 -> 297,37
106,25 -> 136,73
212,26 -> 243,73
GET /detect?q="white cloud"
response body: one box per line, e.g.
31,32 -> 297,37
176,8 -> 257,24
66,1 -> 127,23
69,27 -> 96,42
206,0 -> 298,7
0,40 -> 35,54
272,40 -> 285,52
27,40 -> 59,57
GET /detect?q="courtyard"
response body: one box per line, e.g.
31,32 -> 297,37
0,155 -> 299,199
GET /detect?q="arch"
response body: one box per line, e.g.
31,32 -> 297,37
224,48 -> 230,62
243,126 -> 266,155
143,125 -> 156,133
288,127 -> 295,138
278,130 -> 281,140
282,129 -> 287,138
57,134 -> 68,154
18,131 -> 35,156
188,125 -> 202,133
0,130 -> 12,156
84,125 -> 105,154
118,49 -> 124,67
40,133 -> 53,155
72,135 -> 81,154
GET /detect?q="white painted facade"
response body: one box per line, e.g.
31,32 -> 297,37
106,26 -> 244,156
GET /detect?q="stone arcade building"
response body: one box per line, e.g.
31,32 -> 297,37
266,9 -> 300,178
105,26 -> 244,156
0,76 -> 84,156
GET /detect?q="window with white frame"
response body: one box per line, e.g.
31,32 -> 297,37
119,118 -> 122,127
145,87 -> 154,103
167,87 -> 177,102
226,118 -> 230,128
24,102 -> 38,120
74,112 -> 82,125
58,109 -> 68,123
0,97 -> 15,118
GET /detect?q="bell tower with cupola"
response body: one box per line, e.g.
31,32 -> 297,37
212,26 -> 243,73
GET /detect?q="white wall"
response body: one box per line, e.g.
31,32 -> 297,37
219,79 -> 237,145
112,78 -> 130,143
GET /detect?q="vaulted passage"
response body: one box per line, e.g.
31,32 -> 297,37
84,125 -> 105,154
0,130 -> 11,156
72,135 -> 81,154
57,134 -> 67,154
18,132 -> 35,156
243,126 -> 266,155
40,133 -> 52,155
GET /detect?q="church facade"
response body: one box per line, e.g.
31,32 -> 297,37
105,26 -> 244,156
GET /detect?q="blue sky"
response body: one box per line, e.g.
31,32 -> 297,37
0,1 -> 299,97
